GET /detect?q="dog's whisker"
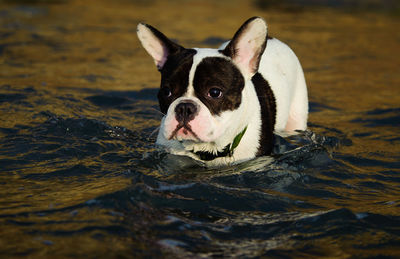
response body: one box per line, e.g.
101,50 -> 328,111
149,126 -> 160,139
149,107 -> 165,117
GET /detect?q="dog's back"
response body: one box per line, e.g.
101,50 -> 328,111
220,37 -> 308,133
259,38 -> 308,132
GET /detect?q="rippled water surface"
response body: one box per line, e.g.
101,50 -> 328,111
1,0 -> 399,258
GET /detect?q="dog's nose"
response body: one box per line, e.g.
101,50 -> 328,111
175,101 -> 198,123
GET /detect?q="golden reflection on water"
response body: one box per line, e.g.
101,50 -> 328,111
0,0 -> 398,201
0,0 -> 399,257
1,2 -> 399,110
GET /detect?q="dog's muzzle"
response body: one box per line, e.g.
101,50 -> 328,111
167,100 -> 200,140
174,101 -> 198,123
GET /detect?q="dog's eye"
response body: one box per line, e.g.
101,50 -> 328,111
208,88 -> 223,99
161,87 -> 172,97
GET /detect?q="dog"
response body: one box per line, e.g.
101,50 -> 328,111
137,17 -> 308,166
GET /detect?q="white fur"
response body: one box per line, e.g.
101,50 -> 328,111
157,48 -> 262,167
185,48 -> 225,98
257,38 -> 308,132
138,18 -> 308,167
219,38 -> 308,133
137,23 -> 169,69
229,18 -> 268,79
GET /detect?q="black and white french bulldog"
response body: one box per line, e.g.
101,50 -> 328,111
137,17 -> 308,166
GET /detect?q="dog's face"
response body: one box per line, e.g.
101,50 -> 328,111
158,49 -> 246,143
137,17 -> 267,147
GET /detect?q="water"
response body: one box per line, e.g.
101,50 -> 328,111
1,0 -> 399,258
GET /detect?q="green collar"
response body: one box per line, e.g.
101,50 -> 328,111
193,126 -> 248,161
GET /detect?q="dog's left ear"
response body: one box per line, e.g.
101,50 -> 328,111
137,23 -> 184,71
222,17 -> 268,79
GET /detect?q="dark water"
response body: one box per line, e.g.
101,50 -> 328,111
1,0 -> 400,258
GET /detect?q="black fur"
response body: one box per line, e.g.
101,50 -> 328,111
252,73 -> 276,156
193,57 -> 245,115
158,48 -> 197,114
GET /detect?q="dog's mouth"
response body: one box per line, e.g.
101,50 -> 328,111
168,123 -> 199,141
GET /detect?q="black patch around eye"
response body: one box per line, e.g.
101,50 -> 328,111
157,48 -> 197,114
193,57 -> 244,115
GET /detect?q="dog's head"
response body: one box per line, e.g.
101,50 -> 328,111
137,17 -> 267,148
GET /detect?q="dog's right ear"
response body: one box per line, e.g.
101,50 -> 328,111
137,23 -> 184,71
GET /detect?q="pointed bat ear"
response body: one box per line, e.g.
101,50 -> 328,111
137,23 -> 184,71
222,17 -> 268,79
